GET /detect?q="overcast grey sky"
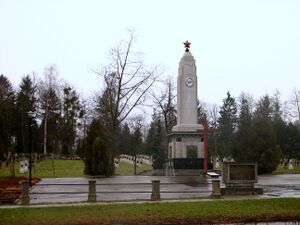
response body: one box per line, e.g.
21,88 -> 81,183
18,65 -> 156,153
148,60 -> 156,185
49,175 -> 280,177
0,0 -> 299,106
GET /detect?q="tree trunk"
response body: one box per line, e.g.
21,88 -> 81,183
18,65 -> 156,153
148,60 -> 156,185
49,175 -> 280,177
43,96 -> 48,155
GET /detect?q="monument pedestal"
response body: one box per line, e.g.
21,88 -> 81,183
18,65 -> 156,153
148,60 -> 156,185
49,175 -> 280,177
221,162 -> 263,195
168,130 -> 212,171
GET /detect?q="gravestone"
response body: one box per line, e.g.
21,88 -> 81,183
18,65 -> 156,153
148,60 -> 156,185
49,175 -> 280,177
288,159 -> 294,170
221,162 -> 263,195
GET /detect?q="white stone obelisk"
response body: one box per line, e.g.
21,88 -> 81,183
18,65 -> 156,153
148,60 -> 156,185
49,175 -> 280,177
172,41 -> 203,132
168,41 -> 204,171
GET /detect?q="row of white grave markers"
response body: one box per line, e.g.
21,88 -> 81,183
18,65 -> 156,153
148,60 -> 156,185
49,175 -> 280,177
119,154 -> 153,166
214,157 -> 299,171
287,159 -> 299,170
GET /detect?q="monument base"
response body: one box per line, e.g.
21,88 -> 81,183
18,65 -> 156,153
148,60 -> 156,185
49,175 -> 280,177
172,158 -> 213,170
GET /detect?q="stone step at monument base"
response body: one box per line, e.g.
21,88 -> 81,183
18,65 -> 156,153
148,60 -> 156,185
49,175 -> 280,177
172,158 -> 213,170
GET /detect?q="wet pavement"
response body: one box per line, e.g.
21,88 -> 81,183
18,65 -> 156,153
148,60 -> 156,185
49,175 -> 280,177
24,174 -> 300,204
29,176 -> 211,204
257,174 -> 300,198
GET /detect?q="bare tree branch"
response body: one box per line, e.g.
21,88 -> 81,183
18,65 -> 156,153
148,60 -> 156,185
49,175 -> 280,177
94,31 -> 161,130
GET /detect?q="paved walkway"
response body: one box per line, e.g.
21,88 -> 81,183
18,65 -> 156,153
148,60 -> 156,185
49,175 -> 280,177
1,174 -> 300,207
257,174 -> 300,198
28,175 -> 212,204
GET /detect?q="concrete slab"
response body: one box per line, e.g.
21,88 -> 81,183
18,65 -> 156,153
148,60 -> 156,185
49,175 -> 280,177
28,176 -> 212,204
257,174 -> 300,198
11,174 -> 300,205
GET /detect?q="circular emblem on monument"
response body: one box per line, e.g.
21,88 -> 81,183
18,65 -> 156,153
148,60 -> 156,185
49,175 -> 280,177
185,77 -> 194,87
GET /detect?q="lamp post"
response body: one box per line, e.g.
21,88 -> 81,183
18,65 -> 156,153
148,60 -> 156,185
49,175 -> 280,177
27,111 -> 34,186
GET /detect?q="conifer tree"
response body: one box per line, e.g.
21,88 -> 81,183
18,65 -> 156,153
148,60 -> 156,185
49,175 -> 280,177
15,75 -> 38,154
146,112 -> 166,169
84,118 -> 115,176
284,122 -> 300,159
232,96 -> 254,161
119,123 -> 131,155
217,91 -> 237,158
0,75 -> 16,160
252,95 -> 281,173
60,85 -> 81,156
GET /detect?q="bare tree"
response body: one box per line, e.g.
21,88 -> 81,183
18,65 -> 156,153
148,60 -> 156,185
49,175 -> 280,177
94,32 -> 161,130
78,98 -> 93,154
198,101 -> 208,124
151,78 -> 176,133
238,92 -> 255,116
208,104 -> 219,129
38,65 -> 60,155
208,103 -> 219,157
282,100 -> 293,122
290,88 -> 300,123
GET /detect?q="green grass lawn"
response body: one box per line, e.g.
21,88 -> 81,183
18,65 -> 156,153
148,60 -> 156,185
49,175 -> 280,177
0,160 -> 84,178
0,159 -> 152,178
273,164 -> 300,174
0,198 -> 299,225
115,161 -> 152,176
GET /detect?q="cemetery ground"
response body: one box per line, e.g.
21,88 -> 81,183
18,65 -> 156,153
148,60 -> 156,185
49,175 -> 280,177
0,159 -> 153,177
0,161 -> 300,224
0,160 -> 300,204
273,164 -> 300,174
0,159 -> 152,203
0,159 -> 299,178
0,198 -> 300,225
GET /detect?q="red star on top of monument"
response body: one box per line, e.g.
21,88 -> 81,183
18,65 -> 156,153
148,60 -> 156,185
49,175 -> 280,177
183,40 -> 191,51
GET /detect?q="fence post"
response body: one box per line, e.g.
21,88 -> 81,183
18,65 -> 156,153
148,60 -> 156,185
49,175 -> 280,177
151,180 -> 160,200
21,181 -> 30,205
88,180 -> 96,202
211,179 -> 221,198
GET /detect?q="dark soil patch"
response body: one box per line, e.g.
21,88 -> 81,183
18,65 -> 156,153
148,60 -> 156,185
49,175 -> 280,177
0,176 -> 40,203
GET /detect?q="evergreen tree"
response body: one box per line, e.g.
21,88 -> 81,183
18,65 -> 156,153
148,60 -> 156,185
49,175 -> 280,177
232,96 -> 254,161
217,91 -> 237,158
284,122 -> 300,159
95,84 -> 120,169
60,86 -> 81,156
146,113 -> 166,169
15,75 -> 38,154
84,118 -> 115,176
131,125 -> 143,174
92,136 -> 113,176
84,119 -> 101,174
271,91 -> 290,160
0,75 -> 16,160
131,125 -> 143,156
252,95 -> 281,173
119,123 -> 131,155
